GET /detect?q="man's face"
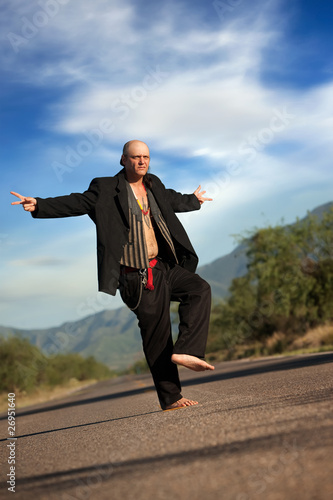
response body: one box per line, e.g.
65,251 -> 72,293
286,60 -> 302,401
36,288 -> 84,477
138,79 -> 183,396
122,141 -> 150,181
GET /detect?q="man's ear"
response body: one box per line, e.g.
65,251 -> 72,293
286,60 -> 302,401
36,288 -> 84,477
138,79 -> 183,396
120,154 -> 126,166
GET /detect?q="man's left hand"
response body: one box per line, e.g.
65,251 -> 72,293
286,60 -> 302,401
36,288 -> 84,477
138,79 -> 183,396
193,186 -> 213,205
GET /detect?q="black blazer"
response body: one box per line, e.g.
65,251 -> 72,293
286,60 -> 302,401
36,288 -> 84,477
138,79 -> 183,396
32,169 -> 201,295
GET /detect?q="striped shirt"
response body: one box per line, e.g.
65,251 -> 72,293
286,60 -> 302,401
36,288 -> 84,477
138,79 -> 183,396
120,182 -> 178,268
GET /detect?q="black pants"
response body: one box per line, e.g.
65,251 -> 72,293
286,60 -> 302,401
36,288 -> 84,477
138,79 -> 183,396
120,259 -> 211,409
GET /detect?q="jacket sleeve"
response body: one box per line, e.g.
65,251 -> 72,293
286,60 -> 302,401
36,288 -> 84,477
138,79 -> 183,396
165,188 -> 201,213
151,174 -> 201,213
31,178 -> 100,219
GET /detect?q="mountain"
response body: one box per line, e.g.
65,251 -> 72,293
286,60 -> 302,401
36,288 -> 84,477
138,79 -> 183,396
0,246 -> 248,370
0,308 -> 143,371
199,201 -> 333,298
1,201 -> 332,370
303,201 -> 333,220
198,242 -> 248,298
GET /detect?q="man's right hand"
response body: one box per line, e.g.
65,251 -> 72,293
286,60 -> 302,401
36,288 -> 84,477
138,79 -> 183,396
11,191 -> 37,212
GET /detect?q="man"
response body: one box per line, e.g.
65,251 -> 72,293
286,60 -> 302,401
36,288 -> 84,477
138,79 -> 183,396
11,140 -> 214,410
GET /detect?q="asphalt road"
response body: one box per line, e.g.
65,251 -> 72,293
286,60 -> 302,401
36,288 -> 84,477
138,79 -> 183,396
0,352 -> 332,500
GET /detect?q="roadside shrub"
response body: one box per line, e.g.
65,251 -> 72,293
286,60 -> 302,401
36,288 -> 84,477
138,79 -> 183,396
0,336 -> 114,394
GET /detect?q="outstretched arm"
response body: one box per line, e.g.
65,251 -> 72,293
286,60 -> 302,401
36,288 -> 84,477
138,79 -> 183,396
152,174 -> 213,212
164,185 -> 213,212
193,185 -> 213,205
10,179 -> 100,219
11,192 -> 37,212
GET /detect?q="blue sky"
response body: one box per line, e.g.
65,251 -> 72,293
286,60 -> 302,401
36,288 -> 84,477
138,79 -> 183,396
1,0 -> 333,329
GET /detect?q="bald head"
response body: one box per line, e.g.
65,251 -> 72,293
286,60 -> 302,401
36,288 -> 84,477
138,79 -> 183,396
120,140 -> 151,183
120,140 -> 149,165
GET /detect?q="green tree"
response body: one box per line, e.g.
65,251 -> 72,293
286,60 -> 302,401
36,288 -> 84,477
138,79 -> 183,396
209,207 -> 333,351
0,337 -> 44,393
0,336 -> 114,393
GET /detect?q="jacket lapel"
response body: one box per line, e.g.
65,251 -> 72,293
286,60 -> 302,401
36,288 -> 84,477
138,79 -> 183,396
115,169 -> 130,227
150,180 -> 169,223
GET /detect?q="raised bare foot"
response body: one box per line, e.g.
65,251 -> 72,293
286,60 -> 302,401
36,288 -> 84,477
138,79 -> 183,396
164,397 -> 199,411
171,354 -> 215,372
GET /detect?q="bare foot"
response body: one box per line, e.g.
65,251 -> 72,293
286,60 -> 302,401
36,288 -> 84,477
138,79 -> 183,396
171,354 -> 215,372
164,397 -> 199,411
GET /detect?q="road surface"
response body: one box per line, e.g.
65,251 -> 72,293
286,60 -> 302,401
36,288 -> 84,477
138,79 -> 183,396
0,352 -> 332,500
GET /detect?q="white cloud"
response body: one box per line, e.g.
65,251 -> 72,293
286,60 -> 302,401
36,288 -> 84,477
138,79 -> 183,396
2,0 -> 136,84
2,0 -> 332,328
26,0 -> 331,265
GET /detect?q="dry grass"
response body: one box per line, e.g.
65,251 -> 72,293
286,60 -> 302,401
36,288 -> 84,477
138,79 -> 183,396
207,323 -> 333,362
0,378 -> 98,414
264,332 -> 287,354
2,324 -> 332,414
291,323 -> 333,350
